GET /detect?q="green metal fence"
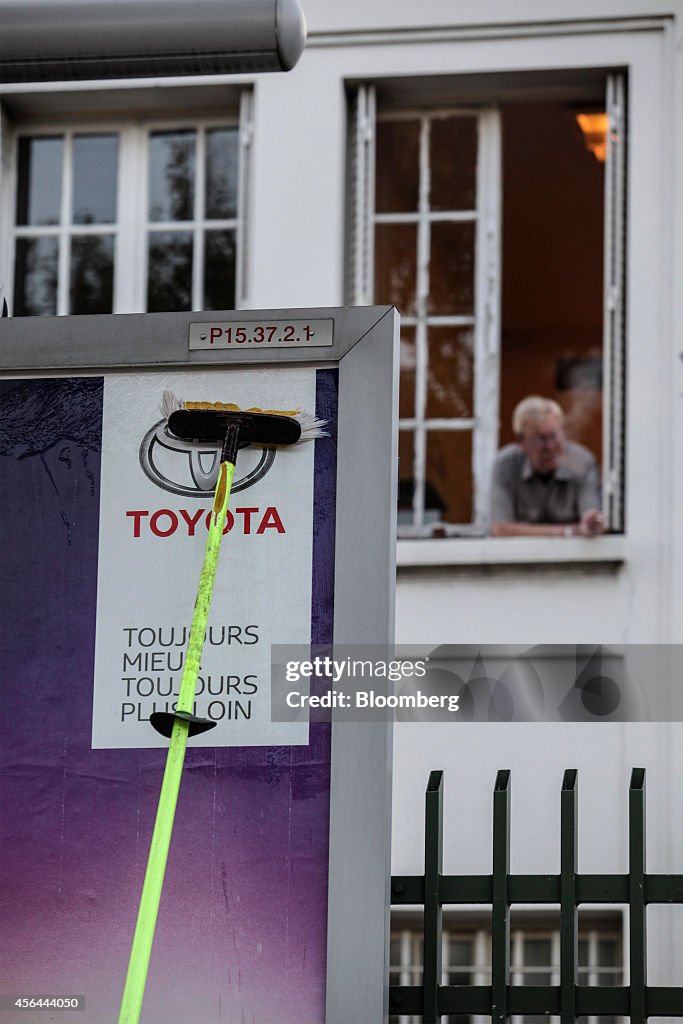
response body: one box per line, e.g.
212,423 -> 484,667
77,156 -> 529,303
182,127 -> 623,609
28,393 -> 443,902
390,768 -> 683,1022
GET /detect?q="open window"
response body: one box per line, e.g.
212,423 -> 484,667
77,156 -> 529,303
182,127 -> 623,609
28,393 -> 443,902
348,72 -> 626,537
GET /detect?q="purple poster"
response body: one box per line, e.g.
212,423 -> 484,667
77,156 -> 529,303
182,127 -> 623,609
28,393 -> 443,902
0,369 -> 338,1023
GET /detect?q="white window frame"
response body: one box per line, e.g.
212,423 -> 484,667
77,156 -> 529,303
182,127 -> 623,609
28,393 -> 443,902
390,925 -> 487,1024
351,90 -> 501,538
11,129 -> 121,317
349,74 -> 626,541
3,91 -> 253,316
510,926 -> 624,1024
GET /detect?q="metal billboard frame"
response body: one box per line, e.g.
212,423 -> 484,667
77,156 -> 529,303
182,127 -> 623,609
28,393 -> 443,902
0,304 -> 398,1024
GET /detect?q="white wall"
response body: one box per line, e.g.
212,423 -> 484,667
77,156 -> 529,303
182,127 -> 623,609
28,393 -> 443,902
247,2 -> 683,989
244,4 -> 683,912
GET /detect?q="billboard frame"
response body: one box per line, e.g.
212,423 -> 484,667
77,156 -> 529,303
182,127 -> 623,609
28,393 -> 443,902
0,303 -> 398,1024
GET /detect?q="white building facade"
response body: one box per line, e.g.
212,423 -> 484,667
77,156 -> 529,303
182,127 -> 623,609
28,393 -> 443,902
1,1 -> 682,1018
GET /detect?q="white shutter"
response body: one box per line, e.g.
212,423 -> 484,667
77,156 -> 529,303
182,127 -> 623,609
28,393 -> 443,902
472,107 -> 502,532
345,84 -> 375,305
236,87 -> 254,309
602,72 -> 627,532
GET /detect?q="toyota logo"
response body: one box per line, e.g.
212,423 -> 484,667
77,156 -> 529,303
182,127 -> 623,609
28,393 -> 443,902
139,419 -> 276,498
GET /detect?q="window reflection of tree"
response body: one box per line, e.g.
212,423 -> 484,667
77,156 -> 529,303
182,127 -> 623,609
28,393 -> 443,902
206,128 -> 238,219
147,232 -> 192,312
150,134 -> 195,222
15,238 -> 58,315
71,236 -> 113,315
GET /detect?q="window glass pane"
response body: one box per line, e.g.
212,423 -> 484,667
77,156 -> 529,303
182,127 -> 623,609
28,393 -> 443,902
426,429 -> 472,524
374,223 -> 417,315
72,134 -> 118,225
499,103 -> 604,466
70,235 -> 114,314
447,937 -> 472,967
399,327 -> 416,419
524,972 -> 552,987
13,237 -> 58,315
398,430 -> 415,524
428,221 -> 475,316
203,229 -> 236,310
597,939 -> 618,968
376,119 -> 420,213
205,128 -> 238,219
148,131 -> 196,222
446,969 -> 472,985
16,137 -> 63,226
524,938 -> 552,966
427,326 -> 474,419
430,117 -> 477,211
147,231 -> 193,311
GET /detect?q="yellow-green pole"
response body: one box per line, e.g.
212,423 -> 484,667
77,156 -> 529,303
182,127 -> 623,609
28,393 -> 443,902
118,453 -> 235,1024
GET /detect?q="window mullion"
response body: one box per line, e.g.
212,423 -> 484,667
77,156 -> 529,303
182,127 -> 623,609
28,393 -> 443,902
441,927 -> 449,986
114,125 -> 146,313
551,929 -> 561,987
473,927 -> 489,1024
57,132 -> 73,316
400,929 -> 411,987
112,126 -> 132,312
588,928 -> 598,1024
511,929 -> 523,1024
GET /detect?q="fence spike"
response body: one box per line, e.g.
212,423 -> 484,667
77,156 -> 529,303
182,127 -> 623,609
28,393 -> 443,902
560,769 -> 578,1023
629,767 -> 647,1024
423,770 -> 443,1023
390,766 -> 683,1023
492,770 -> 511,1024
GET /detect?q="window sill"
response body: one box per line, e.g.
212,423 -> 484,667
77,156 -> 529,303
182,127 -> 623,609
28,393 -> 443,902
396,535 -> 626,567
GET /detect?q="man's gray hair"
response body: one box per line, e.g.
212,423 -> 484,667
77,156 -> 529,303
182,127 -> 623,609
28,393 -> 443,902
512,395 -> 565,435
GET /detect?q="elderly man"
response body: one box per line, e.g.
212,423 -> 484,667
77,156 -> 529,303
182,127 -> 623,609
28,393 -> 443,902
490,396 -> 605,537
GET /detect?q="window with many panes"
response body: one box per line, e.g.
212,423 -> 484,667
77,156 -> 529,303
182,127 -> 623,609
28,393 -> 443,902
390,917 -> 623,1024
8,93 -> 252,317
348,75 -> 626,536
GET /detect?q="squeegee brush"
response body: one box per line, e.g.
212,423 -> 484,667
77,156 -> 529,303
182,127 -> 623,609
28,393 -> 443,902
161,389 -> 327,445
119,389 -> 326,1024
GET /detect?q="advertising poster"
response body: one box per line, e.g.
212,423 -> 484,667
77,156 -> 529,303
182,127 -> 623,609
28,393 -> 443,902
0,366 -> 338,1024
93,368 -> 319,749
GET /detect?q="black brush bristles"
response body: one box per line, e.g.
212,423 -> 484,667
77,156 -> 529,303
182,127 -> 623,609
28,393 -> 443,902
168,409 -> 302,448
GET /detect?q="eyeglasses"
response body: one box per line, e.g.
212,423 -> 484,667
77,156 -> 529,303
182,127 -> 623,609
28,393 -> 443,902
524,431 -> 563,447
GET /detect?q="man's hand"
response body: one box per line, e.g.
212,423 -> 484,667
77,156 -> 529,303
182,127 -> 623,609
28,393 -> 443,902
578,508 -> 605,536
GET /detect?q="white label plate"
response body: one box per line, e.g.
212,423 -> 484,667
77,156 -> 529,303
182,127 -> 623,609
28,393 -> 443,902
190,318 -> 334,350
